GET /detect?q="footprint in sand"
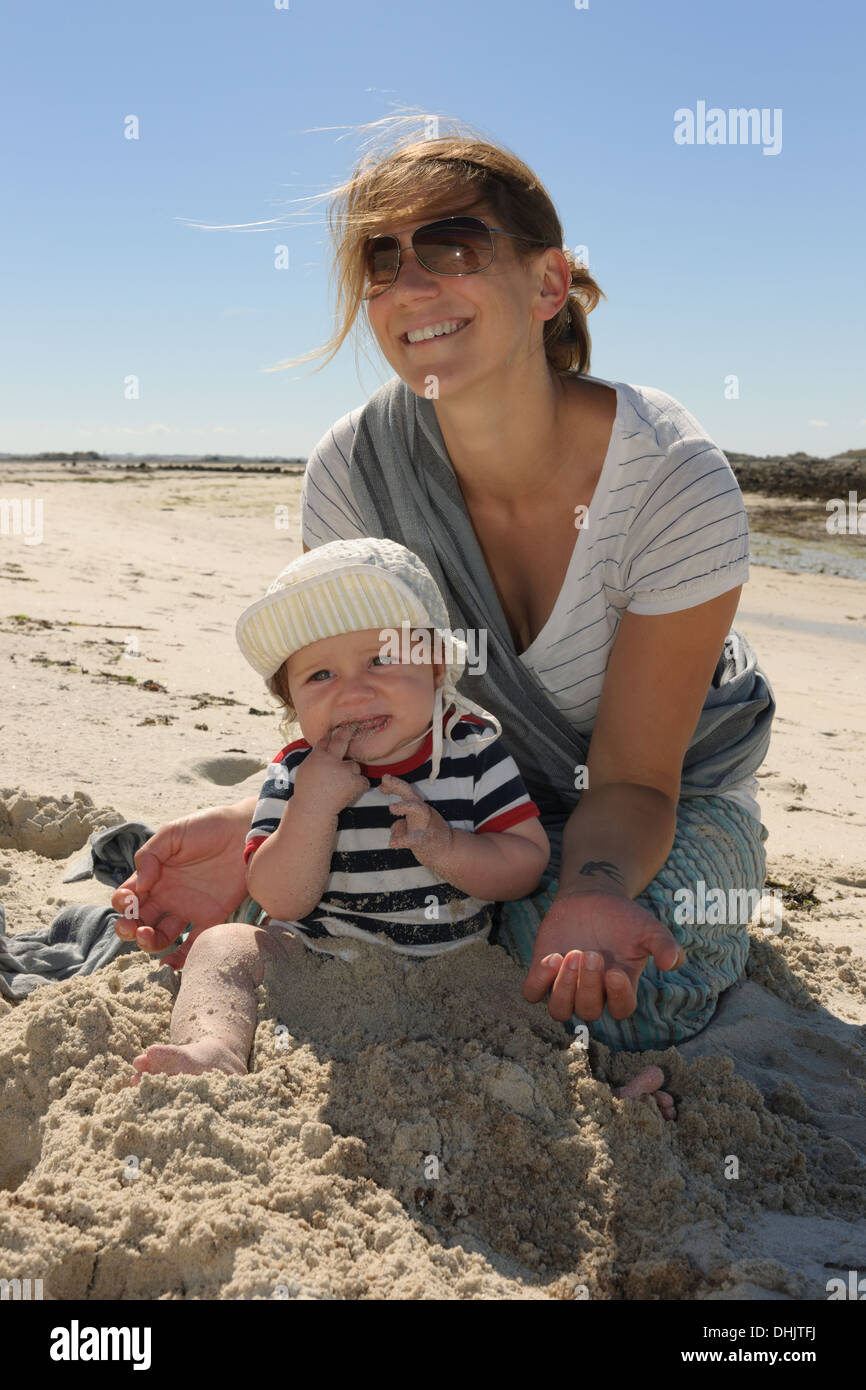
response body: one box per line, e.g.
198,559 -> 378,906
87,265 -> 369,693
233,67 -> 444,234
0,788 -> 124,858
174,755 -> 268,787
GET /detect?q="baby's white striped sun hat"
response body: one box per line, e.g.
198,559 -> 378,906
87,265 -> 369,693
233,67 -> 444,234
235,537 -> 500,779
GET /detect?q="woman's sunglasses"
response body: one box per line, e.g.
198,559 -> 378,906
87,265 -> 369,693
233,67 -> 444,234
363,215 -> 551,300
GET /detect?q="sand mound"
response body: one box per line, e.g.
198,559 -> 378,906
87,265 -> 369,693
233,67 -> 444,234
0,788 -> 124,858
746,921 -> 866,1011
0,934 -> 862,1300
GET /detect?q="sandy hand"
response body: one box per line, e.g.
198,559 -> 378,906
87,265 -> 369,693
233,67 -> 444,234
111,806 -> 251,966
293,723 -> 370,815
381,774 -> 454,866
522,890 -> 686,1024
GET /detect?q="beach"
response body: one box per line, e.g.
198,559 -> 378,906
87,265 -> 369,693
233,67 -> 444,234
1,462 -> 864,1300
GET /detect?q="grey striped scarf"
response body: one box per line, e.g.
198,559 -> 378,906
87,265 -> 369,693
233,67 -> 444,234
347,374 -> 775,858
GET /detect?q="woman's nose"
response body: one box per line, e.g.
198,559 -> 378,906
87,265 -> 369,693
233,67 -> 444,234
392,248 -> 439,296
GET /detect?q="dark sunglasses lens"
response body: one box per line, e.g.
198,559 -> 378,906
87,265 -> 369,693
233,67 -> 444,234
365,219 -> 493,296
414,219 -> 492,274
366,237 -> 399,294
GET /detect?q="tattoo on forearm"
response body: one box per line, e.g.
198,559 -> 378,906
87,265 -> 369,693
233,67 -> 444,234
578,860 -> 625,886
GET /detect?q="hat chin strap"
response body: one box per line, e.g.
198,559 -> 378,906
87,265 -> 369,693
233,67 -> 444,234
371,715 -> 435,765
429,681 -> 502,782
381,682 -> 503,782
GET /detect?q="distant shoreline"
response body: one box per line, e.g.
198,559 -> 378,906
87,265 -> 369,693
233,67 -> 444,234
2,449 -> 864,497
0,456 -> 306,475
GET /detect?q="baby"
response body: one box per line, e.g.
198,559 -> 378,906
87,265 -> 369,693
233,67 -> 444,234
130,537 -> 549,1082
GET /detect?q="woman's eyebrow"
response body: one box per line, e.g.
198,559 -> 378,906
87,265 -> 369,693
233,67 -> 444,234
373,207 -> 485,240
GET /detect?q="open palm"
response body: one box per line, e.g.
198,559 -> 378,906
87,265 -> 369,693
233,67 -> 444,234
522,890 -> 685,1022
111,807 -> 250,967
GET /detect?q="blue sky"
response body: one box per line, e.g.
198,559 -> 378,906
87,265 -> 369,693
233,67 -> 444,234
1,0 -> 863,459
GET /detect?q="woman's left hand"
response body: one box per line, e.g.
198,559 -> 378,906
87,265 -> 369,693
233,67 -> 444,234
381,773 -> 454,865
521,890 -> 685,1023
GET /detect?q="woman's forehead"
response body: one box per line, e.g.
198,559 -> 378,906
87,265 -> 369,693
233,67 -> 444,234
373,199 -> 488,240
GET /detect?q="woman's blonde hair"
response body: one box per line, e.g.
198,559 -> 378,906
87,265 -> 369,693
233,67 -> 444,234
266,111 -> 605,378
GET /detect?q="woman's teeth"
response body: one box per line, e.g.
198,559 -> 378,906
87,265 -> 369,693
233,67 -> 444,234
405,319 -> 469,344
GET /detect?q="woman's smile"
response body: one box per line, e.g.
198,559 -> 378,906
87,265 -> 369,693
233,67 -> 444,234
400,319 -> 472,348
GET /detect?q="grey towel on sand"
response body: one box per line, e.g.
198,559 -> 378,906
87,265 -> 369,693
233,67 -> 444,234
0,821 -> 155,1002
348,375 -> 776,872
62,820 -> 155,887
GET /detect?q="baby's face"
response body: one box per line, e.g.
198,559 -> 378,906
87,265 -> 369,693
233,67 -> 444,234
285,627 -> 445,763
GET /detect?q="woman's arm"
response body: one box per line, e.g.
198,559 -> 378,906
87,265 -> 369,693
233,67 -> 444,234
556,585 -> 743,900
524,585 -> 743,1020
556,783 -> 676,900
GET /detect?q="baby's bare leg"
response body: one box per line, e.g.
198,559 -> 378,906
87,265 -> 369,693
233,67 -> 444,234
130,921 -> 301,1084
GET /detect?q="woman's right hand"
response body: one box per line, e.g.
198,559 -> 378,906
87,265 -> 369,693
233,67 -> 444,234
522,888 -> 685,1023
111,800 -> 254,968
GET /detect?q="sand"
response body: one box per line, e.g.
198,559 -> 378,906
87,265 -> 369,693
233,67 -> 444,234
0,463 -> 864,1300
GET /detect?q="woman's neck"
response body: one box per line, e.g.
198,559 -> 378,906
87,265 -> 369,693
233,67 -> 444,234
433,370 -> 582,509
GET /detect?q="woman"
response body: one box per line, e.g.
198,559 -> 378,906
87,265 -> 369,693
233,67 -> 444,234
114,124 -> 774,1102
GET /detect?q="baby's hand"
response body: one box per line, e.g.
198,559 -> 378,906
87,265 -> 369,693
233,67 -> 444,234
294,724 -> 370,815
381,774 -> 454,867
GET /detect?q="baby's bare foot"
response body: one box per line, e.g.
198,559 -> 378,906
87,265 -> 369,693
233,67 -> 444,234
130,1040 -> 247,1086
615,1064 -> 676,1121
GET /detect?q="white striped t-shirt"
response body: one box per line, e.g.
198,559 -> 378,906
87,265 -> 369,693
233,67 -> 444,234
299,374 -> 761,822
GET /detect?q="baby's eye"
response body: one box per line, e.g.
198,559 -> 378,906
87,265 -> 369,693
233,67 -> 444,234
308,669 -> 332,682
372,654 -> 393,666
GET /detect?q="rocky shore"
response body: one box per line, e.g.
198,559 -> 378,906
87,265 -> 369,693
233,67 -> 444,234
726,449 -> 866,500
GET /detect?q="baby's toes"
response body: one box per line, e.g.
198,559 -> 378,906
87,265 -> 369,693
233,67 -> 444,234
654,1090 -> 677,1120
129,1054 -> 150,1087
